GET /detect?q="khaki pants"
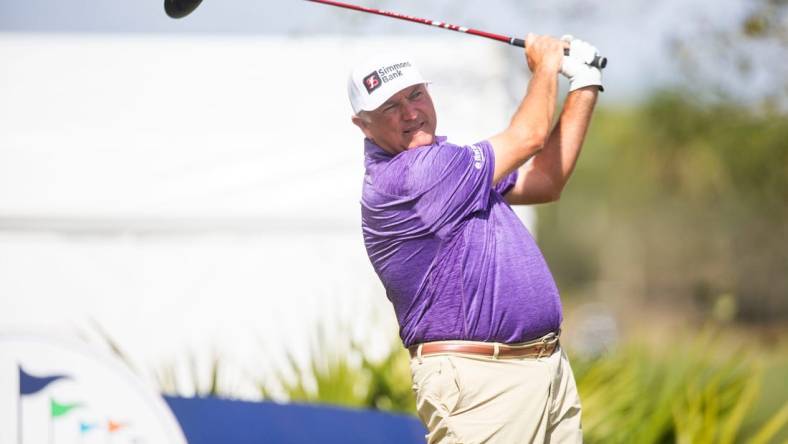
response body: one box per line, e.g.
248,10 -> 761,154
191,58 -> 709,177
409,346 -> 582,443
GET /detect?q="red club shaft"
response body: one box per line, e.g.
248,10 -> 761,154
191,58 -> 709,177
305,0 -> 521,47
304,0 -> 607,69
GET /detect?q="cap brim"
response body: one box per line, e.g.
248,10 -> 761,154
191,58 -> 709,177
357,80 -> 431,113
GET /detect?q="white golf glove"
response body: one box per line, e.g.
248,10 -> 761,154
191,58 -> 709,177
560,35 -> 604,92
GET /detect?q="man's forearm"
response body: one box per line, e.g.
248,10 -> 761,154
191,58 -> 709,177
490,67 -> 558,183
530,87 -> 598,191
509,67 -> 558,148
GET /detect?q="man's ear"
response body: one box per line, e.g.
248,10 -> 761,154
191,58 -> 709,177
352,115 -> 373,139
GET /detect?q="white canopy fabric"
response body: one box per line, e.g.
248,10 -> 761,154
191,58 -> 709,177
0,35 -> 515,227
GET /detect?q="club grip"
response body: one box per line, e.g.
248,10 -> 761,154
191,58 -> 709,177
590,55 -> 607,69
510,38 -> 607,69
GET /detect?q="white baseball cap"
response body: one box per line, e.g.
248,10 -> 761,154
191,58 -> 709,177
347,54 -> 429,115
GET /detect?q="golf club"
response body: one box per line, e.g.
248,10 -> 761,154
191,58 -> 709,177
164,0 -> 203,19
306,0 -> 607,69
163,0 -> 607,69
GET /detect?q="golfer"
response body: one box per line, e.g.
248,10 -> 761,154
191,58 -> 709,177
349,33 -> 602,443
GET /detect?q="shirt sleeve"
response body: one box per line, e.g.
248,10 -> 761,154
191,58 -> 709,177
398,140 -> 495,235
494,169 -> 518,196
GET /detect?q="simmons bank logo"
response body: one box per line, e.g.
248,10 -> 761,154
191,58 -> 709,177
363,61 -> 412,94
0,333 -> 186,444
363,71 -> 382,94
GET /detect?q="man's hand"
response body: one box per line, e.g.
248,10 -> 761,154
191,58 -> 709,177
525,33 -> 565,75
560,35 -> 604,92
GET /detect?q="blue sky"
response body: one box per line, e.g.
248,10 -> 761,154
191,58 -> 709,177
1,0 -> 781,103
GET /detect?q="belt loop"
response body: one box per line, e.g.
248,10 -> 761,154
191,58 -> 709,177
416,344 -> 424,364
493,343 -> 500,360
537,336 -> 547,359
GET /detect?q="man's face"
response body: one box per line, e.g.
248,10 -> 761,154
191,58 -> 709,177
352,83 -> 437,155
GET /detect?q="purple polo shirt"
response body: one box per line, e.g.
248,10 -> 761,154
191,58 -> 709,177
361,136 -> 562,347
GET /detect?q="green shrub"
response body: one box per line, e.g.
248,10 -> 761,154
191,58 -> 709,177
573,332 -> 787,443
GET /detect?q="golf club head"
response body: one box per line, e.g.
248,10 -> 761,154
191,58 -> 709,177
164,0 -> 203,19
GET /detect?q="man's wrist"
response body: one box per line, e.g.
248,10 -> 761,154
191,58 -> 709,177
564,85 -> 599,110
532,65 -> 558,77
569,85 -> 601,95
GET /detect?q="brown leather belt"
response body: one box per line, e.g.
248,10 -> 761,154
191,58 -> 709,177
409,332 -> 560,360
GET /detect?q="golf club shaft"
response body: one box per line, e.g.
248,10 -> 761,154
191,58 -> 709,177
305,0 -> 607,69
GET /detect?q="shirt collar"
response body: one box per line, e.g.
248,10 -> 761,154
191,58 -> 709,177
363,136 -> 447,162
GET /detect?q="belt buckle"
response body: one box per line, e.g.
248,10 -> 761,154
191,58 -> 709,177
536,333 -> 554,359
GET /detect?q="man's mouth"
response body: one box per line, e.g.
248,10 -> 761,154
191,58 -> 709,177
403,122 -> 424,135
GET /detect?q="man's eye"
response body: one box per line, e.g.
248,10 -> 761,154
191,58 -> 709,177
411,91 -> 422,99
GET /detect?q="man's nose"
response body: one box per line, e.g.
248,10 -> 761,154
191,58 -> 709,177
401,101 -> 418,121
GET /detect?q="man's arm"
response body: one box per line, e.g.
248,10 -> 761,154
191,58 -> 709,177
488,34 -> 564,184
505,87 -> 598,205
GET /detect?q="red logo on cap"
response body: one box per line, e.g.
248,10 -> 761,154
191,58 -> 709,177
363,72 -> 382,94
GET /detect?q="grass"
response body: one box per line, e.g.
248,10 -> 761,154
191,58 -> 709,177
256,336 -> 416,413
572,330 -> 787,443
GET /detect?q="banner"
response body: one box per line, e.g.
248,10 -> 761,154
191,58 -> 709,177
0,333 -> 187,444
165,396 -> 427,444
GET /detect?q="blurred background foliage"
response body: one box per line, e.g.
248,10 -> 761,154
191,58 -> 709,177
539,0 -> 787,325
539,90 -> 787,323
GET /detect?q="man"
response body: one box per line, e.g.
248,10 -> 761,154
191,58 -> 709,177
348,34 -> 602,443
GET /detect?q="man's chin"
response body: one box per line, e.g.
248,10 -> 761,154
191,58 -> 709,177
406,132 -> 435,149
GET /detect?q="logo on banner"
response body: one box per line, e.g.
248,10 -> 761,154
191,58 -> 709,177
2,333 -> 186,444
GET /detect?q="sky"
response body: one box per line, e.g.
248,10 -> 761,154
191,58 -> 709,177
1,0 -> 777,103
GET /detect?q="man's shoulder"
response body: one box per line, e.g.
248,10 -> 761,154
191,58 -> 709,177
365,137 -> 490,197
398,138 -> 481,167
405,139 -> 492,176
367,143 -> 447,192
